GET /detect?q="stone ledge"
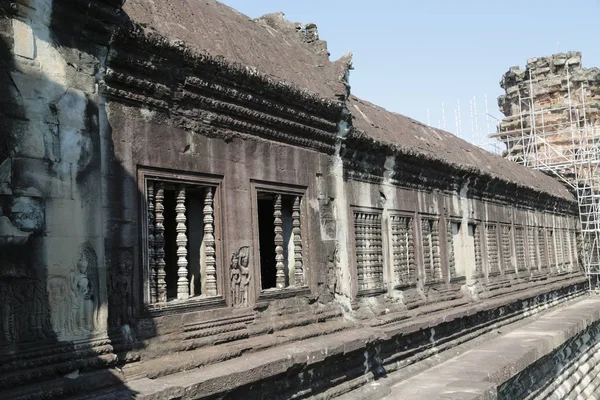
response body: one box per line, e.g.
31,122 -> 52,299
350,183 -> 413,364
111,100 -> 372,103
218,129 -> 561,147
63,276 -> 587,399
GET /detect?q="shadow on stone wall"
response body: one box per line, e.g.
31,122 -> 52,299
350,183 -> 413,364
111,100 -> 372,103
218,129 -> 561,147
0,4 -> 147,397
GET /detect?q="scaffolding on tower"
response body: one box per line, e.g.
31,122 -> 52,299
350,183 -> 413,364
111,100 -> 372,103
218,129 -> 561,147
493,67 -> 600,289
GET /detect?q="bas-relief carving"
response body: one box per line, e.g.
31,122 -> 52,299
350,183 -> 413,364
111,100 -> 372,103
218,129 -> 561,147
47,242 -> 99,338
230,246 -> 251,307
109,248 -> 133,328
0,277 -> 52,347
327,246 -> 341,295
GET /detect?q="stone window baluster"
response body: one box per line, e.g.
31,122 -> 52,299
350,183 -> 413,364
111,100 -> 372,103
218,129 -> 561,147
474,225 -> 482,276
292,196 -> 304,286
176,185 -> 189,300
274,194 -> 285,288
204,187 -> 217,296
445,221 -> 455,280
148,181 -> 157,303
422,220 -> 432,282
408,219 -> 416,283
155,182 -> 167,303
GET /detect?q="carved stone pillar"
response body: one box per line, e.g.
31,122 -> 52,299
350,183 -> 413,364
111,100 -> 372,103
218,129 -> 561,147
274,194 -> 285,288
155,182 -> 167,303
148,181 -> 157,303
292,196 -> 304,286
176,185 -> 189,300
204,187 -> 217,296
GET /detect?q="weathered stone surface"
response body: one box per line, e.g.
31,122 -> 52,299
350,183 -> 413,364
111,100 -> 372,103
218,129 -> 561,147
0,1 -> 587,399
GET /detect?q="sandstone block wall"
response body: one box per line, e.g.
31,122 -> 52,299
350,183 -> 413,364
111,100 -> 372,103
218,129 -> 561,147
0,2 -> 586,398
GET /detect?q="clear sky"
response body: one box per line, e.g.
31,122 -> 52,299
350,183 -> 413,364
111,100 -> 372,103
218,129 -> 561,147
220,0 -> 599,148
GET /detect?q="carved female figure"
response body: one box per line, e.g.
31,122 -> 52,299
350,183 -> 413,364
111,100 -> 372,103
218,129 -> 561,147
70,242 -> 98,334
47,275 -> 72,336
238,247 -> 251,306
230,253 -> 241,306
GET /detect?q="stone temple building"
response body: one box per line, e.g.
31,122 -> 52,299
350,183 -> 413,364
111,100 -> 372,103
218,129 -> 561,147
1,1 -> 600,399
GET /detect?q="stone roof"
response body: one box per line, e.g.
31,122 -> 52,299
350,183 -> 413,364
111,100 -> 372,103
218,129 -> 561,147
121,0 -> 351,100
121,0 -> 574,202
348,96 -> 574,200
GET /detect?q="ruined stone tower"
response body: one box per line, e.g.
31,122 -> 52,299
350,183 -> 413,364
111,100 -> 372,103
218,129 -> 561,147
496,51 -> 600,178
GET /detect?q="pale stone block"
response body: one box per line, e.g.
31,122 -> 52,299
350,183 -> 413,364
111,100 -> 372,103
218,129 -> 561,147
13,19 -> 36,60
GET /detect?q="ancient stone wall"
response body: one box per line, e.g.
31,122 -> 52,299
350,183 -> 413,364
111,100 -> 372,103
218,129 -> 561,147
0,2 -> 587,398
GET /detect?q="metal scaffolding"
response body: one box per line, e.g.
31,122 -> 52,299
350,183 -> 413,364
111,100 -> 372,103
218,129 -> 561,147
493,68 -> 600,289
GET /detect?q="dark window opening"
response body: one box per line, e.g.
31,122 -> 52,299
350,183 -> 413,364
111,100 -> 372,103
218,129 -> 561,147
258,196 -> 276,289
257,192 -> 302,290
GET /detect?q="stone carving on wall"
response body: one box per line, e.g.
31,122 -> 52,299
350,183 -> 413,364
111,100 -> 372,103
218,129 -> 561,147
230,246 -> 251,306
326,246 -> 341,295
47,242 -> 99,338
109,248 -> 133,328
47,275 -> 72,336
0,277 -> 52,347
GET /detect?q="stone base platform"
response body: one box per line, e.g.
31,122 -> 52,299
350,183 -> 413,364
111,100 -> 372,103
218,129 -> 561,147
28,274 -> 586,400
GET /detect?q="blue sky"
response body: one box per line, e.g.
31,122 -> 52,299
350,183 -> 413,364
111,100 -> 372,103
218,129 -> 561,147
220,0 -> 599,147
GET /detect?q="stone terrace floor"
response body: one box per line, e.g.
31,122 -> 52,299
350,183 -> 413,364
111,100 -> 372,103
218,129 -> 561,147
339,296 -> 600,400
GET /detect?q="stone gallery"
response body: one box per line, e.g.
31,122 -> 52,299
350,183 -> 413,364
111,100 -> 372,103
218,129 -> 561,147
0,0 -> 595,399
